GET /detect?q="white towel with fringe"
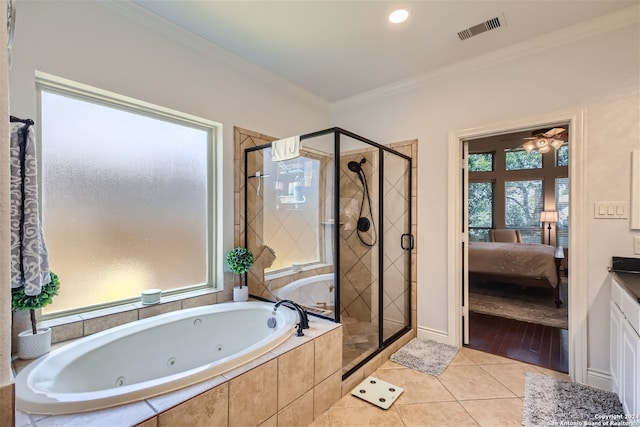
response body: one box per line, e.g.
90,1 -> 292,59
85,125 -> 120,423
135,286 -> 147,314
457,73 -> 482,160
271,136 -> 300,162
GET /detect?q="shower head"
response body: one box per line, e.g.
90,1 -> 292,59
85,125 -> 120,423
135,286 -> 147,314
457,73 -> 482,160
347,158 -> 366,173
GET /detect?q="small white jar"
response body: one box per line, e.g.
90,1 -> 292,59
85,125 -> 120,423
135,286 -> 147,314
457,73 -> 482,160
141,289 -> 162,305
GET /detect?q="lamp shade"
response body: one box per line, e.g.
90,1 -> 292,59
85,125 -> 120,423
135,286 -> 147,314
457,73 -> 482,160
540,211 -> 558,223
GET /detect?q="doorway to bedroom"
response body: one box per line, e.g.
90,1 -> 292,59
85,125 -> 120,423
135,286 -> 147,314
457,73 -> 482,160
462,125 -> 569,373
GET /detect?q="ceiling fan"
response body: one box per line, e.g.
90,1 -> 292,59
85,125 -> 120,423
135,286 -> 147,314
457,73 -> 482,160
522,127 -> 567,153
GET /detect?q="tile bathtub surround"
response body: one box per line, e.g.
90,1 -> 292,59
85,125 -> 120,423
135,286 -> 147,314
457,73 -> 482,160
15,320 -> 342,427
0,383 -> 14,427
312,347 -> 570,427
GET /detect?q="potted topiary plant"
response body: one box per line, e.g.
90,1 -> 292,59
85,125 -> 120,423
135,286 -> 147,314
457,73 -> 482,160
12,271 -> 60,359
225,247 -> 254,302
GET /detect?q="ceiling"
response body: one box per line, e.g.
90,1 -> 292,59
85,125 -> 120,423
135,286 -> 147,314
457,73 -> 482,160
132,0 -> 637,103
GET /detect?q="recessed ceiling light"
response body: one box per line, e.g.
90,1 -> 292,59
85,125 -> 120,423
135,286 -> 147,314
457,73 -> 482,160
389,9 -> 410,24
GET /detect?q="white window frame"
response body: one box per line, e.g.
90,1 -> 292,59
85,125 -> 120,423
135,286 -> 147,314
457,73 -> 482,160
35,71 -> 222,317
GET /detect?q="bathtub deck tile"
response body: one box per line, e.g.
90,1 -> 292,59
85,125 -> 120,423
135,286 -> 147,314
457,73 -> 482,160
268,331 -> 314,356
82,309 -> 140,336
138,301 -> 182,319
221,352 -> 278,382
79,304 -> 139,320
146,375 -> 228,413
30,401 -> 156,427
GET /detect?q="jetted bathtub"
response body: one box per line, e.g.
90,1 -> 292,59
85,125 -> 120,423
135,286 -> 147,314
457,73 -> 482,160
15,301 -> 297,415
276,273 -> 335,316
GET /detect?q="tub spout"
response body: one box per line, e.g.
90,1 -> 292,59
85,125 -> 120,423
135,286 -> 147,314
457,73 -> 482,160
273,300 -> 309,336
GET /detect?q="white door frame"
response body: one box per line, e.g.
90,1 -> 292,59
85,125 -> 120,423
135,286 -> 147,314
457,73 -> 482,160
447,107 -> 588,383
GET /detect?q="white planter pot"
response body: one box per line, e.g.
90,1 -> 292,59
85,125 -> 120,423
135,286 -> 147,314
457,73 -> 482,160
17,327 -> 52,359
233,286 -> 249,302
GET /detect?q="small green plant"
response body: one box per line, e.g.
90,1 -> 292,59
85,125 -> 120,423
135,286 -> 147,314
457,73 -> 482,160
12,272 -> 60,335
225,247 -> 254,289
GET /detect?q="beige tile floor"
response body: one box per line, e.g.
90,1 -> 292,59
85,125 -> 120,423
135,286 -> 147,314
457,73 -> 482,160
310,347 -> 569,427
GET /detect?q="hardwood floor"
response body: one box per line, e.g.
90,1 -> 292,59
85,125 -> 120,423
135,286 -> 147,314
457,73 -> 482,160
466,311 -> 569,373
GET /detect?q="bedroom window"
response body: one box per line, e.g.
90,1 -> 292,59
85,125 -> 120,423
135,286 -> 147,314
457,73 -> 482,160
505,148 -> 542,170
468,181 -> 494,241
556,143 -> 569,167
37,74 -> 220,316
468,153 -> 493,172
505,179 -> 544,243
555,178 -> 569,248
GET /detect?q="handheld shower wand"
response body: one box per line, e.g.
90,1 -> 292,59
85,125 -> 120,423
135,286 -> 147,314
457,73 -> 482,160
347,158 -> 377,246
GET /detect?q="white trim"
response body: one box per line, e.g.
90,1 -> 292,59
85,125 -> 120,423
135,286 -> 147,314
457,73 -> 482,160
333,5 -> 638,112
447,107 -> 588,383
587,368 -> 614,392
99,1 -> 329,111
416,326 -> 449,345
35,73 -> 225,317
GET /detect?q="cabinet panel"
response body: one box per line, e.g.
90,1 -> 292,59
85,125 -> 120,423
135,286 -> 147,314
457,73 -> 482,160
610,300 -> 622,393
621,320 -> 639,415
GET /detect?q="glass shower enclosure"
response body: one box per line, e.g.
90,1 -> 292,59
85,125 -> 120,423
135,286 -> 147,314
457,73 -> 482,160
244,128 -> 412,378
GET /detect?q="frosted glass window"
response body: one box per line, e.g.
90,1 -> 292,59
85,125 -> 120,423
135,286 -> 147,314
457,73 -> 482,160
39,89 -> 214,315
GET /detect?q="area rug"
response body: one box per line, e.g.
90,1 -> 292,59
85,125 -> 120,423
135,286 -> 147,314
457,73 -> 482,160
469,278 -> 568,329
523,373 -> 625,427
390,338 -> 458,376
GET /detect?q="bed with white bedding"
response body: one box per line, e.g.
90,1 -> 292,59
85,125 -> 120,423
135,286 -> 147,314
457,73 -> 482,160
468,241 -> 563,307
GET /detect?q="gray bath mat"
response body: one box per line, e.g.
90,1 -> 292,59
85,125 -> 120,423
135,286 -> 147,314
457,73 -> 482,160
390,338 -> 458,376
523,373 -> 625,427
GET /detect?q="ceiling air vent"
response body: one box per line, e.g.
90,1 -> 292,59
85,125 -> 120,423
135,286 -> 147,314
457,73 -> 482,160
457,15 -> 504,41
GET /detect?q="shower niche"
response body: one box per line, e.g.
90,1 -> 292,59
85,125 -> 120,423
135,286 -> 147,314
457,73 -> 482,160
242,127 -> 413,378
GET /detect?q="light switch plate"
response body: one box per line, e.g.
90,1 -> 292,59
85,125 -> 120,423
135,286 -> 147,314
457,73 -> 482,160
594,202 -> 628,219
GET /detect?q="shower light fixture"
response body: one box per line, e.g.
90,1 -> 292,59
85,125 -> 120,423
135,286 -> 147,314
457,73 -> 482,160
389,9 -> 410,24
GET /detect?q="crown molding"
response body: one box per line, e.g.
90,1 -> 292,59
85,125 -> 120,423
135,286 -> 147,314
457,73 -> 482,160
99,1 -> 329,112
331,4 -> 639,112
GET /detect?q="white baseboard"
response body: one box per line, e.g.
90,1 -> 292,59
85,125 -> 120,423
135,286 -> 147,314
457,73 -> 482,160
416,326 -> 451,345
586,368 -> 613,392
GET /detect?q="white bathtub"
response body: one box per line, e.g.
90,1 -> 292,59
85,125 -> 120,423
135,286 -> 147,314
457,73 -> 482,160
15,301 -> 296,415
276,273 -> 334,316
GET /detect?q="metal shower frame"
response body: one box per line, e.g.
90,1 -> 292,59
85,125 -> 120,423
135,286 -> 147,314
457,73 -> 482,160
244,127 -> 413,379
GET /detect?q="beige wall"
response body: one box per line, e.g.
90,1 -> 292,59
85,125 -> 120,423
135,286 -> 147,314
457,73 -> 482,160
331,12 -> 639,382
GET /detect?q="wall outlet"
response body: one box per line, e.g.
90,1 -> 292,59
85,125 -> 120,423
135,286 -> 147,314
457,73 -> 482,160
634,236 -> 640,255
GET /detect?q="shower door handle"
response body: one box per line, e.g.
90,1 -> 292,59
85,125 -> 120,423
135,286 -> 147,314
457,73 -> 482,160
401,233 -> 414,251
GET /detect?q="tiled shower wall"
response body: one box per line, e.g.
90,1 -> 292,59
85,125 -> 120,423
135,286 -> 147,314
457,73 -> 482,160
234,127 -> 418,336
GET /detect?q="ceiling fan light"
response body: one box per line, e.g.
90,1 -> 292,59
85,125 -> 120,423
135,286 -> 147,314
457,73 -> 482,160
538,144 -> 551,154
522,141 -> 536,153
550,138 -> 564,150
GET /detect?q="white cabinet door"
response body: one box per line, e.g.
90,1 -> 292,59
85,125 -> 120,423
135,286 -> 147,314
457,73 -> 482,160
621,318 -> 639,415
610,300 -> 623,394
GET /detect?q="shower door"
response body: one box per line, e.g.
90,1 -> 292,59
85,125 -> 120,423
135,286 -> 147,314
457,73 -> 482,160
338,132 -> 412,377
381,150 -> 412,342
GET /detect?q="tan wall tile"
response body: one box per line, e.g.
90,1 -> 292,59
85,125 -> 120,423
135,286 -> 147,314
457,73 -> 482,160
51,320 -> 83,344
181,292 -> 217,309
134,416 -> 159,427
259,414 -> 278,427
229,359 -> 277,427
139,301 -> 182,320
277,390 -> 314,427
313,371 -> 341,419
158,383 -> 228,427
278,341 -> 314,410
314,327 -> 342,385
0,383 -> 14,427
83,310 -> 138,335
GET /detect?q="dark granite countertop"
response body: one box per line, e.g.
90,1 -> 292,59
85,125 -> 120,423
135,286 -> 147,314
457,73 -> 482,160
612,272 -> 640,303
